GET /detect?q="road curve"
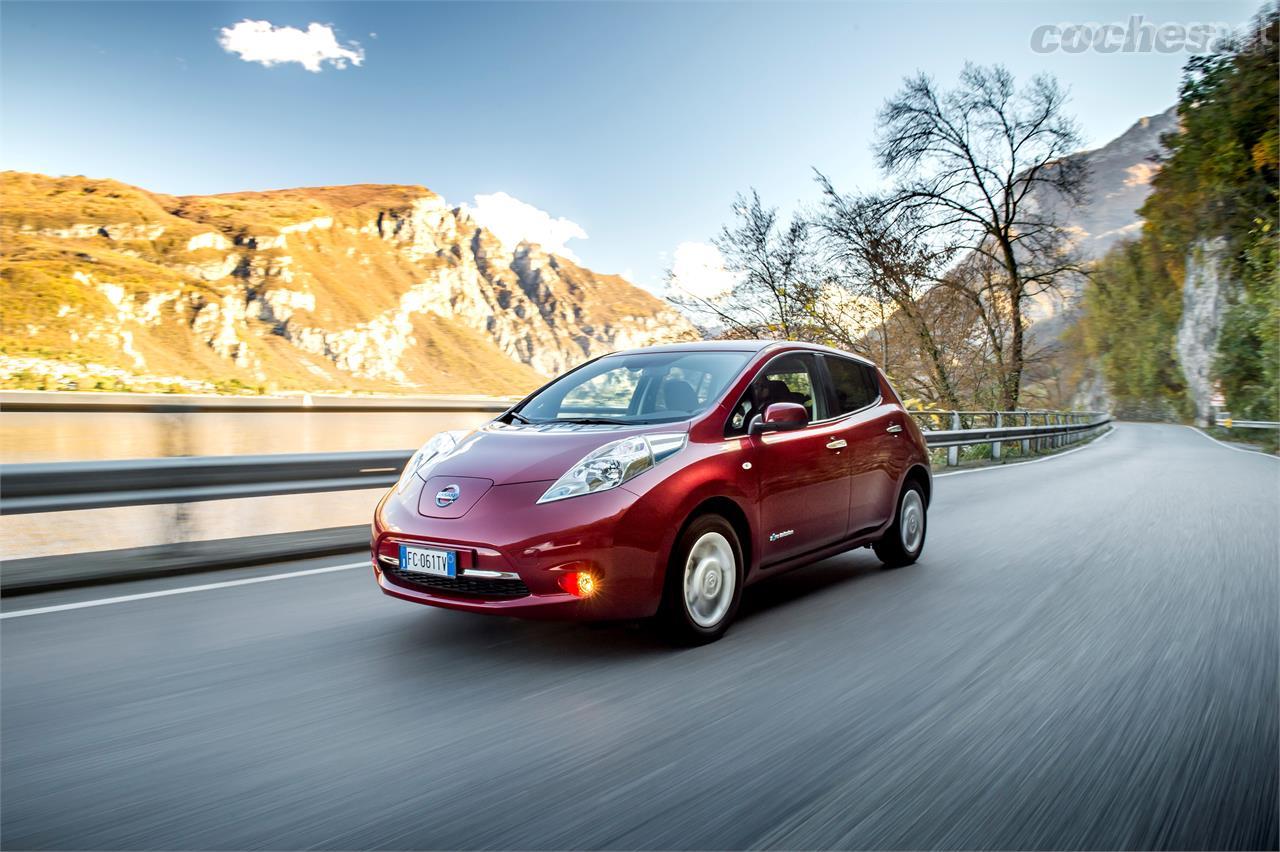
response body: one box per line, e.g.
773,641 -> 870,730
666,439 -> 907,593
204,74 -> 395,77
3,423 -> 1276,850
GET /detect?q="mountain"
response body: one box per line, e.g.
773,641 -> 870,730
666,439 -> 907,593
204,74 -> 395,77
1019,108 -> 1178,403
0,172 -> 697,395
1052,106 -> 1179,261
1020,106 -> 1177,331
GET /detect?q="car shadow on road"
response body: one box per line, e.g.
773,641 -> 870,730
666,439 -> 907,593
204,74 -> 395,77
735,547 -> 889,624
379,547 -> 904,668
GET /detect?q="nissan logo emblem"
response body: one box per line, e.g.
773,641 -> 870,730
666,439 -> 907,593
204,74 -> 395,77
435,484 -> 462,508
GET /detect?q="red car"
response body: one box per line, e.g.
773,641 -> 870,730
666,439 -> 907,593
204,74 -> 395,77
372,341 -> 931,643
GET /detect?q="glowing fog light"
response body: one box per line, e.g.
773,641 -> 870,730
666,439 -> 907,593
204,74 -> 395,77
557,571 -> 598,598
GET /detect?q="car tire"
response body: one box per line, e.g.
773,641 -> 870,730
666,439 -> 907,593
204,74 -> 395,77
659,514 -> 744,645
873,482 -> 927,568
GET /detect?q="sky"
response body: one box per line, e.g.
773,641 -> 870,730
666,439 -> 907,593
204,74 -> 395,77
1,0 -> 1263,294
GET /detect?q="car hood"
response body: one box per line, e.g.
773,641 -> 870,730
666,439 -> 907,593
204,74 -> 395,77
420,420 -> 691,486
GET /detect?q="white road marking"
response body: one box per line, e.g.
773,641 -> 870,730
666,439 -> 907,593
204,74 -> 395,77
1184,424 -> 1280,459
934,426 -> 1115,478
0,561 -> 369,620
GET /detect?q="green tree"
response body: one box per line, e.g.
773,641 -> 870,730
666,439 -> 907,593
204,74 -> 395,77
1147,8 -> 1279,420
1082,239 -> 1187,419
1080,5 -> 1278,422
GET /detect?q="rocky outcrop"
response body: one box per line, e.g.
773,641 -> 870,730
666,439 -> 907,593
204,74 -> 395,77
32,222 -> 166,241
1176,237 -> 1233,425
1069,360 -> 1112,414
187,232 -> 231,252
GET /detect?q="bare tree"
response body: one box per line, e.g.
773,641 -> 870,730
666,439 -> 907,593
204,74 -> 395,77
668,190 -> 820,340
875,63 -> 1088,408
814,179 -> 963,408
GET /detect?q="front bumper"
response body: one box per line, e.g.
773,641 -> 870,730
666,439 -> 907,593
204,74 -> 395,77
372,479 -> 666,621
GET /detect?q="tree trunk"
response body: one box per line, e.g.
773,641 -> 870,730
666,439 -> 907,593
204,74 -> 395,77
1002,290 -> 1025,409
997,236 -> 1025,410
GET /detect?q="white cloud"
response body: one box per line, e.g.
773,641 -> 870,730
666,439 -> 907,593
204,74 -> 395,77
467,192 -> 587,262
219,20 -> 364,72
668,241 -> 736,300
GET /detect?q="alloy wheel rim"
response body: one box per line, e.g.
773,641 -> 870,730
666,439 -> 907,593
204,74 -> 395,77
900,490 -> 925,554
683,531 -> 736,628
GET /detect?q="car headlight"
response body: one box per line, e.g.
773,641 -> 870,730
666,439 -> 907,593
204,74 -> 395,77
538,433 -> 687,503
396,430 -> 467,493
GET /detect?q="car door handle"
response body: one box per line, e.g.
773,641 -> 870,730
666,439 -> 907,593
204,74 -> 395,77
826,439 -> 848,450
886,423 -> 903,434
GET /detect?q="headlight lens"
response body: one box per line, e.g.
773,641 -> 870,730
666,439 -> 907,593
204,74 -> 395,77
538,433 -> 686,503
395,430 -> 467,492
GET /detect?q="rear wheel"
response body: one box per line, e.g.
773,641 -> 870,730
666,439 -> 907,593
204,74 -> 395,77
659,514 -> 744,644
873,482 -> 926,568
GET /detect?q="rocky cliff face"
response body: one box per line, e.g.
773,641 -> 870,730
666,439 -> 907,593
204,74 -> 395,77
1,173 -> 697,394
1176,237 -> 1233,425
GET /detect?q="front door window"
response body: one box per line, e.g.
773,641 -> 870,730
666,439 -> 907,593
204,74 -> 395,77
726,354 -> 825,437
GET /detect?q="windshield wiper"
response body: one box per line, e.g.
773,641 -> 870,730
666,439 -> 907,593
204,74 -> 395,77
506,410 -> 532,424
549,416 -> 634,426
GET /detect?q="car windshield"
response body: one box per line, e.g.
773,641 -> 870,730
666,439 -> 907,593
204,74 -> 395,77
514,351 -> 753,425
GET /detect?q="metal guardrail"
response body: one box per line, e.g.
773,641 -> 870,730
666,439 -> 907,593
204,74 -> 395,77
1215,416 -> 1280,430
910,410 -> 1111,466
1,411 -> 1110,514
1,450 -> 414,514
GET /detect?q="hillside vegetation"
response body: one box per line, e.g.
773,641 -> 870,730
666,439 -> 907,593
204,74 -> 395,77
1079,9 -> 1279,422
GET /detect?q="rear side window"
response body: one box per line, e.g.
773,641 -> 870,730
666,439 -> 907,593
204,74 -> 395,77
824,356 -> 881,414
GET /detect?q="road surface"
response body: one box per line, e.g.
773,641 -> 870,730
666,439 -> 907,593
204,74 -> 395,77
3,423 -> 1277,849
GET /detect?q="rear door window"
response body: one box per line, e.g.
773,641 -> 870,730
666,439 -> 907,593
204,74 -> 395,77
824,355 -> 881,415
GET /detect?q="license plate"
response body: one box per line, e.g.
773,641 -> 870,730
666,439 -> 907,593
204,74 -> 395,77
399,544 -> 457,578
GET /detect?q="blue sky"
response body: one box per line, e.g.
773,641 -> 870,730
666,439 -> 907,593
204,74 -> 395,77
1,0 -> 1262,293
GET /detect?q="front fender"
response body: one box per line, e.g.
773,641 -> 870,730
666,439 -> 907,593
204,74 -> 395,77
619,441 -> 757,605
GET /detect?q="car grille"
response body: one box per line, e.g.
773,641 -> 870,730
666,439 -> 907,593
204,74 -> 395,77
385,568 -> 530,600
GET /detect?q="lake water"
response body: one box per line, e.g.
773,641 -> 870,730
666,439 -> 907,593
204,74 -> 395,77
1,410 -> 492,463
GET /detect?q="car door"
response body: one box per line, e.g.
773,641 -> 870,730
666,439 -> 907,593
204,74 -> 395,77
821,355 -> 900,535
730,353 -> 852,566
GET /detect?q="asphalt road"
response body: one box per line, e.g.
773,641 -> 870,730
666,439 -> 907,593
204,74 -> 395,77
3,423 -> 1277,850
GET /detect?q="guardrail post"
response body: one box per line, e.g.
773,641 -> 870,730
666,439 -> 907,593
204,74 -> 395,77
157,405 -> 196,557
1020,411 -> 1031,455
992,412 -> 1002,460
947,411 -> 960,467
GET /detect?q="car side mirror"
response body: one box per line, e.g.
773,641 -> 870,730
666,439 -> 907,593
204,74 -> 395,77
748,402 -> 810,436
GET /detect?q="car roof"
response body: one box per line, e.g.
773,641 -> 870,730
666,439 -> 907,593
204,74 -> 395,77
609,339 -> 879,368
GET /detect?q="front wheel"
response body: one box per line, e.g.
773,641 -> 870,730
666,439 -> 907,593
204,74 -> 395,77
873,482 -> 926,568
658,514 -> 744,645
